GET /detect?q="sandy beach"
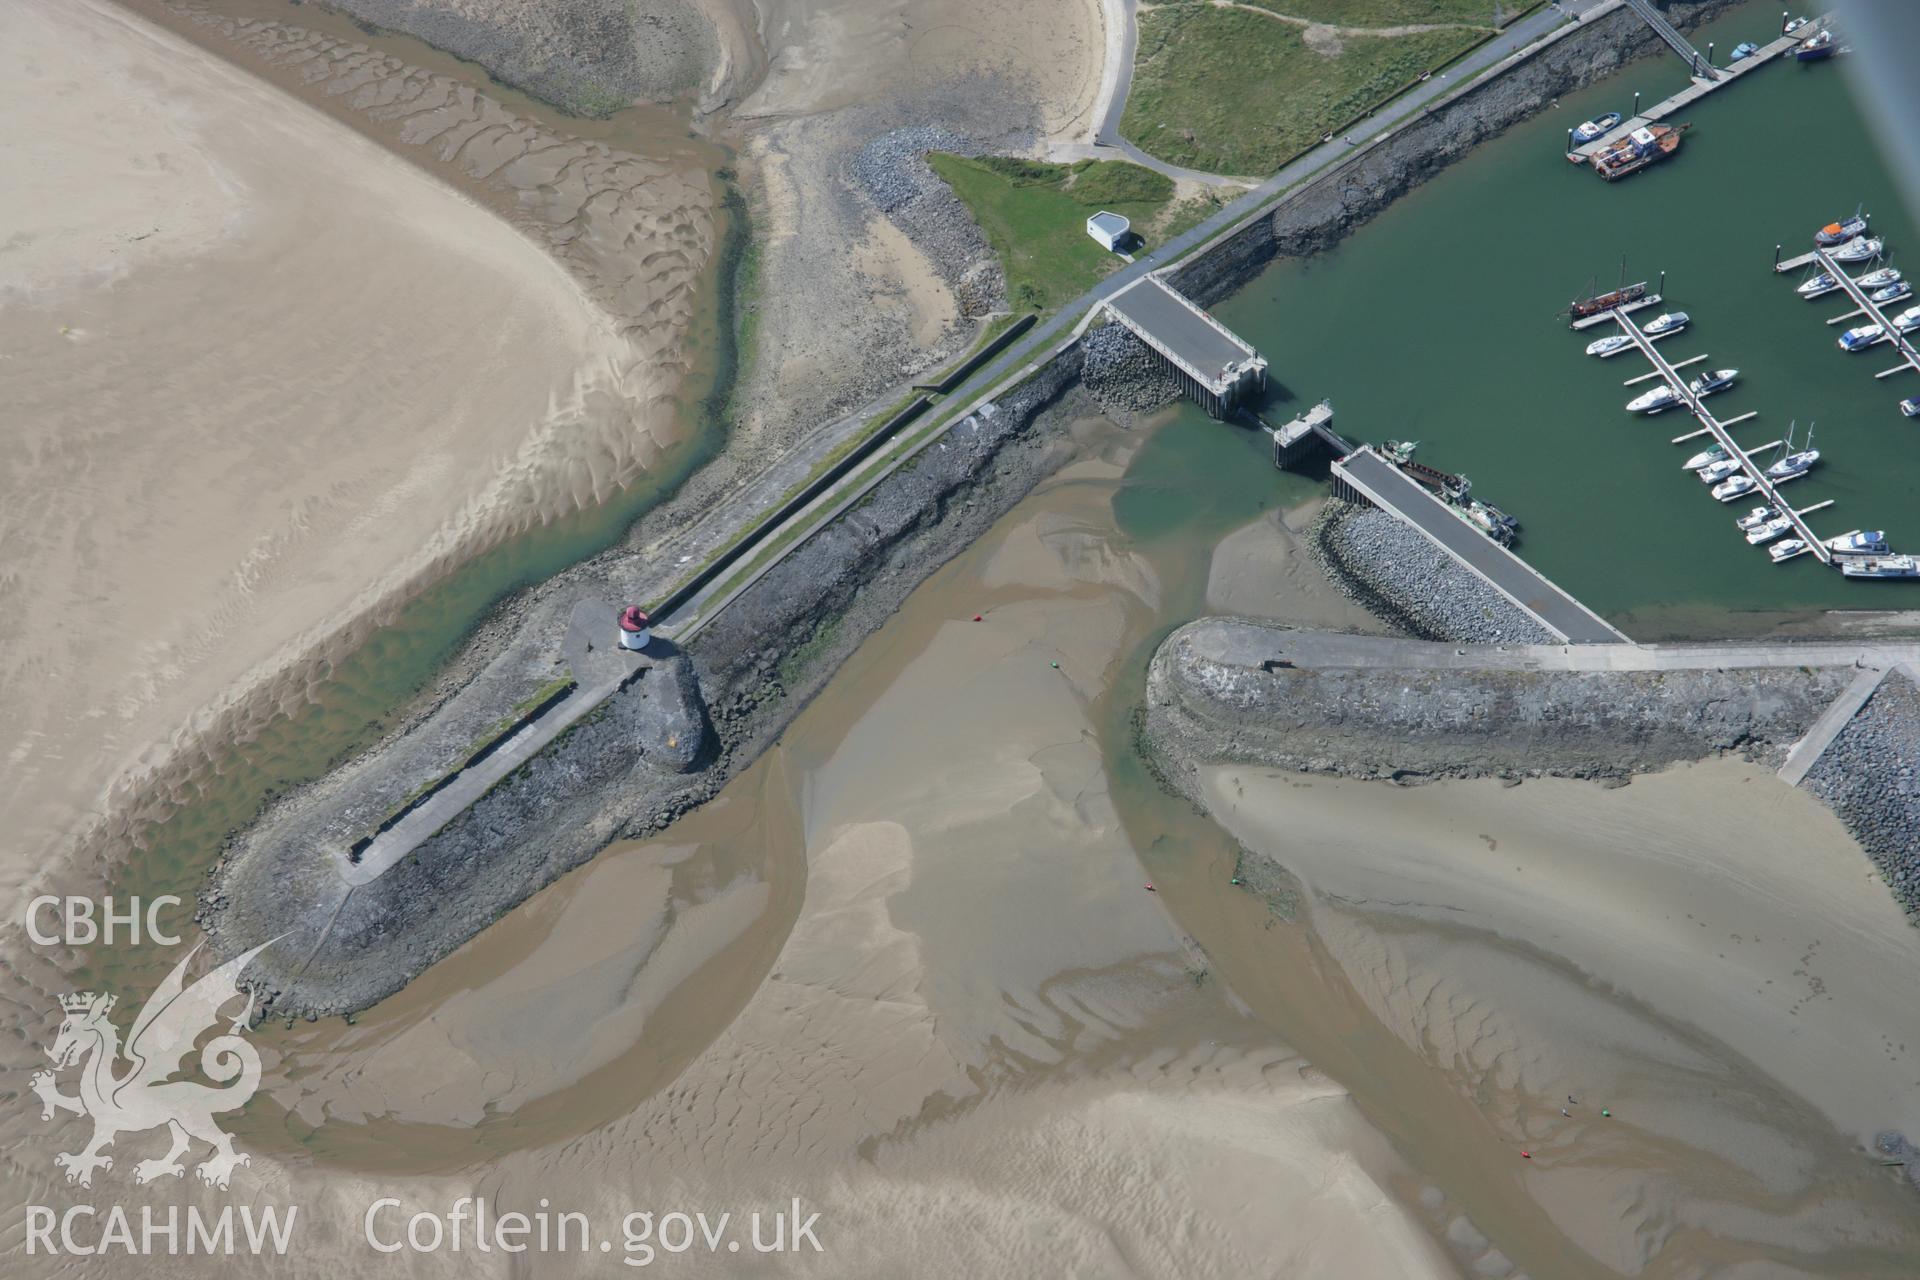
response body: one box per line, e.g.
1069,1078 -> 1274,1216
0,0 -> 713,907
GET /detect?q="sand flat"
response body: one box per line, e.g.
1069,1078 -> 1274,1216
0,0 -> 649,898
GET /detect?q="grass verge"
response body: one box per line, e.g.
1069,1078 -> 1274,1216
925,153 -> 1179,313
1121,3 -> 1484,176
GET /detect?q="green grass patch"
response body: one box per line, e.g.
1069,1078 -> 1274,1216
926,153 -> 1177,312
1248,0 -> 1506,25
1121,4 -> 1483,176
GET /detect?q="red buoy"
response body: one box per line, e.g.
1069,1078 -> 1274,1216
1520,1150 -> 1532,1159
1144,883 -> 1156,892
973,614 -> 983,622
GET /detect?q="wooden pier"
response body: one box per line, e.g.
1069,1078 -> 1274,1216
1565,26 -> 1804,163
1612,308 -> 1833,565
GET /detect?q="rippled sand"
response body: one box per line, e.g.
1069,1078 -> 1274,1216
0,0 -> 715,907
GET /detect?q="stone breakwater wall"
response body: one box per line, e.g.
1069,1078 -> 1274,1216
1140,619 -> 1854,794
1080,323 -> 1184,423
1802,671 -> 1920,920
203,351 -> 1087,1019
1308,501 -> 1558,645
1166,0 -> 1748,306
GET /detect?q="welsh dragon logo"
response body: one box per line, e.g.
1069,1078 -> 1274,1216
31,939 -> 276,1190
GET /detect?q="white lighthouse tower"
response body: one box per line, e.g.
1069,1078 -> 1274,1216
617,605 -> 652,652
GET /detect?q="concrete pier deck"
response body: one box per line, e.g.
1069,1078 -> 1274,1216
344,599 -> 653,884
1331,445 -> 1629,644
1105,275 -> 1267,415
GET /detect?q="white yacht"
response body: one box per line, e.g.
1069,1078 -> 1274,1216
1798,272 -> 1839,298
1770,538 -> 1810,563
1892,305 -> 1920,333
1840,554 -> 1920,578
1872,282 -> 1913,305
1689,367 -> 1738,397
1826,529 -> 1889,554
1684,443 -> 1728,471
1627,383 -> 1682,413
1642,311 -> 1690,336
1585,333 -> 1633,357
1768,448 -> 1819,478
1857,267 -> 1902,289
1745,515 -> 1794,545
1832,236 -> 1884,264
1696,457 -> 1744,484
1713,474 -> 1758,502
1840,323 -> 1885,351
1735,504 -> 1779,531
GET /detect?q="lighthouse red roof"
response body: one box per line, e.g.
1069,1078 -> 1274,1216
619,606 -> 650,632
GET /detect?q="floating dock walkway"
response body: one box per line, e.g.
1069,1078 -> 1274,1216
1105,275 -> 1268,417
1611,309 -> 1833,565
1565,25 -> 1804,162
1806,247 -> 1920,383
1330,445 -> 1629,644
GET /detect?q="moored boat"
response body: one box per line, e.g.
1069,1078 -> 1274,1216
1892,305 -> 1920,333
1697,457 -> 1744,483
1815,211 -> 1868,246
1839,554 -> 1920,578
1798,271 -> 1838,298
1685,443 -> 1728,471
1872,282 -> 1913,305
1730,41 -> 1760,62
1627,383 -> 1681,413
1839,323 -> 1884,351
1770,538 -> 1810,563
1826,529 -> 1889,554
1568,279 -> 1648,322
1585,333 -> 1633,357
1736,504 -> 1780,531
1746,516 -> 1794,545
1796,29 -> 1836,61
1831,236 -> 1883,264
1857,267 -> 1900,289
1689,367 -> 1738,397
1589,123 -> 1687,182
1901,397 -> 1920,418
1768,447 -> 1819,478
1713,474 -> 1758,502
1572,111 -> 1623,143
1643,310 -> 1690,336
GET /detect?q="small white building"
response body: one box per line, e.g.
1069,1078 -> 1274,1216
617,605 -> 653,651
1086,210 -> 1131,253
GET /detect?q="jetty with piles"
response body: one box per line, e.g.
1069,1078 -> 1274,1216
1104,274 -> 1268,417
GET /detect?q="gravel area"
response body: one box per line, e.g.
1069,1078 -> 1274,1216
1080,322 -> 1182,422
1308,501 -> 1557,645
1802,671 -> 1920,920
850,125 -> 1005,318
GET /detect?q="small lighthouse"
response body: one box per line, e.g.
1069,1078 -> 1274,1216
617,605 -> 652,652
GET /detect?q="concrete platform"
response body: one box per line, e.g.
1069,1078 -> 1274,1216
1332,446 -> 1630,645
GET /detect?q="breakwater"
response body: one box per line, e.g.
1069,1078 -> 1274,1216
1141,618 -> 1859,790
204,352 -> 1088,1018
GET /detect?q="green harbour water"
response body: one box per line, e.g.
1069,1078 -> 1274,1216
1201,1 -> 1920,637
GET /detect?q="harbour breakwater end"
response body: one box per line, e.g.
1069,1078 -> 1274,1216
1801,669 -> 1920,919
200,354 -> 1087,1019
1166,0 -> 1749,306
1141,618 -> 1882,793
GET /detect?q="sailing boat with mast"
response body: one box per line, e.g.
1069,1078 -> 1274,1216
1566,255 -> 1652,326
